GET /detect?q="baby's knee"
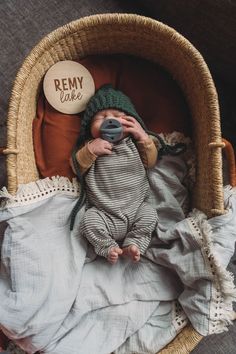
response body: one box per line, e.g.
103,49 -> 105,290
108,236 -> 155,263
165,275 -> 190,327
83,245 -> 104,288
150,206 -> 158,222
80,208 -> 107,234
141,204 -> 158,228
143,203 -> 158,218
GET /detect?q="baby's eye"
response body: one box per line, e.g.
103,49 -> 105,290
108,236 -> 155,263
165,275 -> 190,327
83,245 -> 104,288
93,114 -> 105,121
107,112 -> 122,119
115,111 -> 124,117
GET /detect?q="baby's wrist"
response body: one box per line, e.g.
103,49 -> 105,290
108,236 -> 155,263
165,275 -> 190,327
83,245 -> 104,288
136,133 -> 149,143
87,141 -> 98,156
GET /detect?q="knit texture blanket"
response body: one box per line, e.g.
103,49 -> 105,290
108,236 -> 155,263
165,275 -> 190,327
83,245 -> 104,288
0,134 -> 236,354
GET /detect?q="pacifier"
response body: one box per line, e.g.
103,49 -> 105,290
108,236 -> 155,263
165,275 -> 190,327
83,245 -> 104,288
100,118 -> 123,143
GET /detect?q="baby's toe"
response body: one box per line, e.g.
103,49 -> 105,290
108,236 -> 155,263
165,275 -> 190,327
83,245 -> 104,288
133,254 -> 140,262
110,251 -> 118,259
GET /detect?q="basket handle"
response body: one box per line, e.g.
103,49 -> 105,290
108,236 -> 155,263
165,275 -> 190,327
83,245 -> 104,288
222,138 -> 236,187
0,139 -> 235,184
0,147 -> 19,155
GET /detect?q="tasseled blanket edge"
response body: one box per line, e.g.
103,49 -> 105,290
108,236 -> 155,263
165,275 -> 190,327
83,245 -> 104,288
188,190 -> 236,334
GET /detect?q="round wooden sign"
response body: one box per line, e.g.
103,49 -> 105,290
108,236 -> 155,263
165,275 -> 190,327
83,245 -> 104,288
43,60 -> 95,114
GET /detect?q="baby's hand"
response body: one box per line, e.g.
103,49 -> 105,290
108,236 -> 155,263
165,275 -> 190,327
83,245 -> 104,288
121,116 -> 149,142
88,138 -> 113,156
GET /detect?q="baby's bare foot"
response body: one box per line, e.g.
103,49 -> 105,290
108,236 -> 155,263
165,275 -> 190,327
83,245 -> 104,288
122,245 -> 140,262
108,247 -> 123,264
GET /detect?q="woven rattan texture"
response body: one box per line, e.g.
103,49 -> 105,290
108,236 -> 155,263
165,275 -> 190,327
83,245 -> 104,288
158,325 -> 203,354
3,326 -> 203,354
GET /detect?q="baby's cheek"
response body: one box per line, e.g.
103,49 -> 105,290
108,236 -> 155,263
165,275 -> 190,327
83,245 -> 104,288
91,122 -> 101,138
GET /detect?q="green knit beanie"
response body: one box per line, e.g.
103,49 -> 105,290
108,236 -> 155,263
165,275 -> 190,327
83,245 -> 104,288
80,84 -> 147,140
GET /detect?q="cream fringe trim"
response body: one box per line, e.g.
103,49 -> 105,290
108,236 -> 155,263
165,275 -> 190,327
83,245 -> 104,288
188,189 -> 236,334
0,176 -> 80,208
172,300 -> 189,333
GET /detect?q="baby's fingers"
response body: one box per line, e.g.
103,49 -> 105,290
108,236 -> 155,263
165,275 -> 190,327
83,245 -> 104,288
103,141 -> 113,150
123,115 -> 136,123
103,148 -> 113,155
102,142 -> 113,155
120,117 -> 135,127
123,126 -> 135,134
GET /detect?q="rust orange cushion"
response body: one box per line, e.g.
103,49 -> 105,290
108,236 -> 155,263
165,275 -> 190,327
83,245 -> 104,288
33,54 -> 190,179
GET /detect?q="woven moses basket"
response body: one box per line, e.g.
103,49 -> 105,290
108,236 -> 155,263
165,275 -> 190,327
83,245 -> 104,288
4,13 -> 226,354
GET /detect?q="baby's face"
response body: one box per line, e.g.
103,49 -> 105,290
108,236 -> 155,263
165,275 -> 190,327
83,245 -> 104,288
91,109 -> 127,139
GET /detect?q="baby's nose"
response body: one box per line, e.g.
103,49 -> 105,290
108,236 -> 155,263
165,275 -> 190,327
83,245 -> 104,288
105,116 -> 121,123
107,115 -> 126,123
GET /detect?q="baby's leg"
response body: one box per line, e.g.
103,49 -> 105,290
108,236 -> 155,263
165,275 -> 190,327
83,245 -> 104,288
122,202 -> 158,261
80,207 -> 122,264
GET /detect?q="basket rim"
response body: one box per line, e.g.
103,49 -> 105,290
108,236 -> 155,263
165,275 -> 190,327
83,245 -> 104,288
8,13 -> 217,122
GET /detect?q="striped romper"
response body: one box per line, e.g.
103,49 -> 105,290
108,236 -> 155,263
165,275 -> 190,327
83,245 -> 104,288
79,137 -> 158,259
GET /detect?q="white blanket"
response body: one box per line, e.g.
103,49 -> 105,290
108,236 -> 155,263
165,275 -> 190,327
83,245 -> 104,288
0,138 -> 236,354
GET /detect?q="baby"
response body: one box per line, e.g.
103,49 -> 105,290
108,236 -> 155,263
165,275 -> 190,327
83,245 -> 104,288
70,84 -> 158,264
